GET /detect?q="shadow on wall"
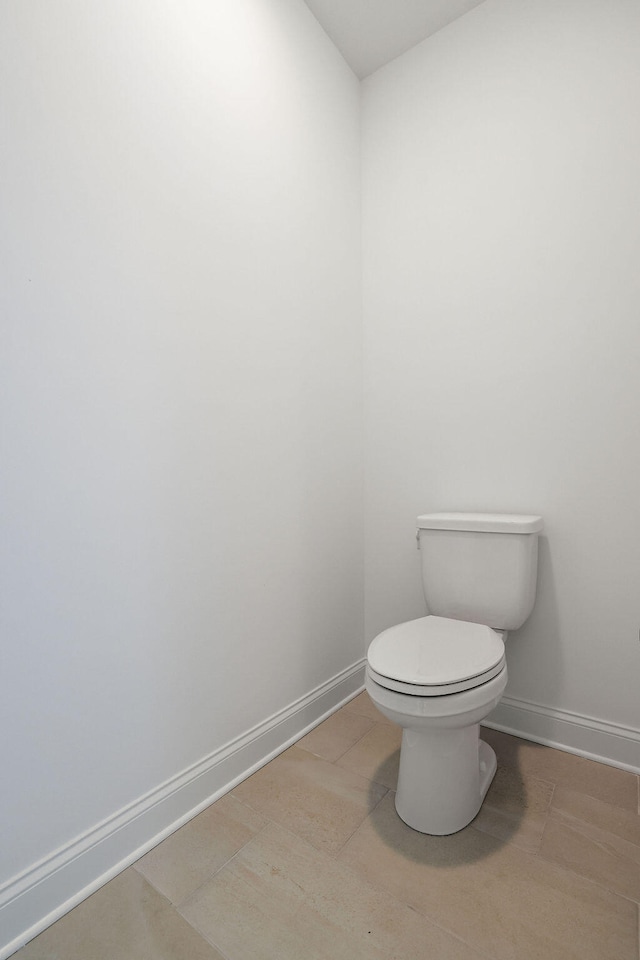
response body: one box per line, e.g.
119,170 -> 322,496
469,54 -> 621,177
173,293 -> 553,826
501,533 -> 564,711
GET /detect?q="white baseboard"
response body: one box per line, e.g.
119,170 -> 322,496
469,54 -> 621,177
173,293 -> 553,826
484,695 -> 640,775
0,658 -> 366,960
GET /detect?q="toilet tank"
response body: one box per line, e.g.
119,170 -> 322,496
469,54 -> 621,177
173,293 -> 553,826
417,513 -> 543,631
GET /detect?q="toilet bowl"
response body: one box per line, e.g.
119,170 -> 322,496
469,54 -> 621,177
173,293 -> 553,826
366,615 -> 508,835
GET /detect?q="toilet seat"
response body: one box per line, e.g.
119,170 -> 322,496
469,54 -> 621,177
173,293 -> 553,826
367,616 -> 505,697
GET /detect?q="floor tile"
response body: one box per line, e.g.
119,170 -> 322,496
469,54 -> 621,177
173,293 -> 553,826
482,727 -> 639,811
538,786 -> 640,902
232,744 -> 387,856
296,709 -> 375,762
134,793 -> 268,904
336,720 -> 401,789
180,820 -> 488,960
12,707 -> 640,960
472,760 -> 555,854
15,868 -> 225,960
342,690 -> 393,724
338,791 -> 638,960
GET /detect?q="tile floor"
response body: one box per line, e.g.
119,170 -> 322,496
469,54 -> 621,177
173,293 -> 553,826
15,692 -> 640,960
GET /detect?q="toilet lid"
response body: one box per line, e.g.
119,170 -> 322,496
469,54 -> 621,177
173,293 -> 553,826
367,616 -> 505,689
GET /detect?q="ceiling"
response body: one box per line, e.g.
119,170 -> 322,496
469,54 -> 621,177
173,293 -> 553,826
303,0 -> 487,78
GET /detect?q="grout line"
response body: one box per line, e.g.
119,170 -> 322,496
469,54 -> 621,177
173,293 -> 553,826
296,712 -> 377,764
134,796 -> 272,913
526,780 -> 556,858
178,821 -> 272,912
334,832 -> 496,960
330,717 -> 379,763
176,905 -> 236,960
330,784 -> 390,861
544,780 -> 557,821
534,838 -> 640,907
123,870 -> 236,960
340,691 -> 393,727
182,811 -> 500,960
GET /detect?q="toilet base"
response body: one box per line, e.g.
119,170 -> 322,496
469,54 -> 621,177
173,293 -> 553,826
395,726 -> 497,835
365,663 -> 507,836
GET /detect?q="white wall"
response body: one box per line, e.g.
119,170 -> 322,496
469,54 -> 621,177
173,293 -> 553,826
0,0 -> 361,926
362,0 -> 640,743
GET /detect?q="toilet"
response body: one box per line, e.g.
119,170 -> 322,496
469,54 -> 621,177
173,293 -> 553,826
366,512 -> 543,836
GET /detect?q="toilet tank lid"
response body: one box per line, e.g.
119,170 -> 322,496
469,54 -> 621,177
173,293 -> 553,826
417,512 -> 543,534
